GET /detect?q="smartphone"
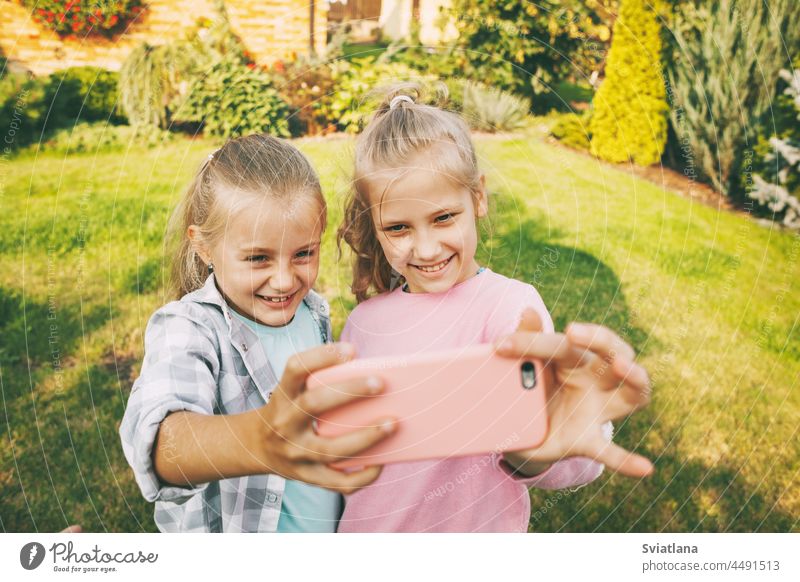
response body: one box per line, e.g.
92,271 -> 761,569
306,344 -> 548,469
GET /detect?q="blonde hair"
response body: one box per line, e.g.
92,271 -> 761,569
166,134 -> 326,299
337,84 -> 482,303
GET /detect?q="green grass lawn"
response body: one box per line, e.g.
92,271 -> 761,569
1,132 -> 798,532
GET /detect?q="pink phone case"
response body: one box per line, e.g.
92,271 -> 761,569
305,344 -> 548,469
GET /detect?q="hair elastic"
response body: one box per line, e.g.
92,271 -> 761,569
389,95 -> 414,110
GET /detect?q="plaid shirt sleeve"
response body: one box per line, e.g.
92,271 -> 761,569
119,301 -> 222,503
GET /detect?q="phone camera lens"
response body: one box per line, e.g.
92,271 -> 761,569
520,361 -> 537,390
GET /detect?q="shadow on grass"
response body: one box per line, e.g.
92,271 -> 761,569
479,214 -> 650,354
528,434 -> 798,532
1,354 -> 155,532
0,285 -> 108,394
123,256 -> 168,296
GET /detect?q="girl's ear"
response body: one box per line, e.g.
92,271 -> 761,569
187,225 -> 212,265
475,174 -> 489,218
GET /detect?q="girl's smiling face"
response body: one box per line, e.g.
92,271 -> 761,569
366,149 -> 488,295
190,193 -> 324,326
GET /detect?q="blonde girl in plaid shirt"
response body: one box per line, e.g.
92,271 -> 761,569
120,135 -> 397,532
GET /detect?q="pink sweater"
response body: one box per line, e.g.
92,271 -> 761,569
337,268 -> 605,532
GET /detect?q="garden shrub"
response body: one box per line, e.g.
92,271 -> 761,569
331,58 -> 430,133
43,67 -> 124,126
460,81 -> 530,132
551,111 -> 592,151
442,78 -> 465,113
0,74 -> 49,151
119,6 -> 251,129
25,0 -> 144,37
2,68 -> 124,152
275,59 -> 350,136
37,122 -> 173,155
664,0 -> 800,195
450,0 -> 610,110
589,0 -> 668,166
172,59 -> 291,139
746,66 -> 800,229
380,21 -> 464,81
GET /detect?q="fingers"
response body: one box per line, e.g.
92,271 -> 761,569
566,323 -> 636,363
307,418 -> 397,463
276,343 -> 356,401
514,307 -> 544,333
495,331 -> 590,368
611,358 -> 651,408
310,464 -> 384,495
297,375 -> 384,417
587,440 -> 654,478
613,358 -> 650,392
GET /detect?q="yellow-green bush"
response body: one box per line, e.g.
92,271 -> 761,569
589,0 -> 667,165
551,112 -> 592,151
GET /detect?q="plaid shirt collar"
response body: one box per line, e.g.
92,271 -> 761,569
186,274 -> 330,336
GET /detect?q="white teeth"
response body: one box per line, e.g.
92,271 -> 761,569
415,257 -> 451,272
261,294 -> 291,302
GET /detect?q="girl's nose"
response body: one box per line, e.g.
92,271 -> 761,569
269,264 -> 295,294
413,232 -> 442,262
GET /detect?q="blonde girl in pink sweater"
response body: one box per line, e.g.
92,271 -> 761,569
335,87 -> 653,532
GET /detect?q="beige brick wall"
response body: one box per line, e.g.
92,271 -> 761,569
0,0 -> 327,76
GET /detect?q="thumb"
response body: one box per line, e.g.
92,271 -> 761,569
515,307 -> 544,333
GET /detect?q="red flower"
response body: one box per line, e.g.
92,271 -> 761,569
46,15 -> 54,22
273,60 -> 285,73
246,62 -> 256,70
71,22 -> 81,32
95,9 -> 102,17
56,12 -> 65,22
88,15 -> 95,24
109,15 -> 118,25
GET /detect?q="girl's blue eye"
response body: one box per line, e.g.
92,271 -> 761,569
387,225 -> 406,232
247,255 -> 268,262
296,249 -> 315,258
435,213 -> 453,223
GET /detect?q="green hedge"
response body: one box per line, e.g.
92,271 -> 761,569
44,67 -> 124,126
589,0 -> 668,165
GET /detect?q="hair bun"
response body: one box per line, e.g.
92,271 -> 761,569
389,95 -> 415,110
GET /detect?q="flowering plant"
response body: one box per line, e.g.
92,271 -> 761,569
25,0 -> 145,37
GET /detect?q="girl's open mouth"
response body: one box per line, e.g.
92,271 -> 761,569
412,255 -> 454,274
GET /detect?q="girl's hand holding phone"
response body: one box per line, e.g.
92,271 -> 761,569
250,342 -> 397,494
495,309 -> 653,479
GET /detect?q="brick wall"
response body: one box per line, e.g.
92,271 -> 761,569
0,0 -> 327,76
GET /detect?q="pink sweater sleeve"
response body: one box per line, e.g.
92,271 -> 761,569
495,422 -> 612,489
487,282 -> 609,490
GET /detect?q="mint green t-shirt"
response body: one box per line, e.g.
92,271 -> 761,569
231,300 -> 343,532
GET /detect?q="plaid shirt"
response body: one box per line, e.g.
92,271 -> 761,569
119,274 -> 332,532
